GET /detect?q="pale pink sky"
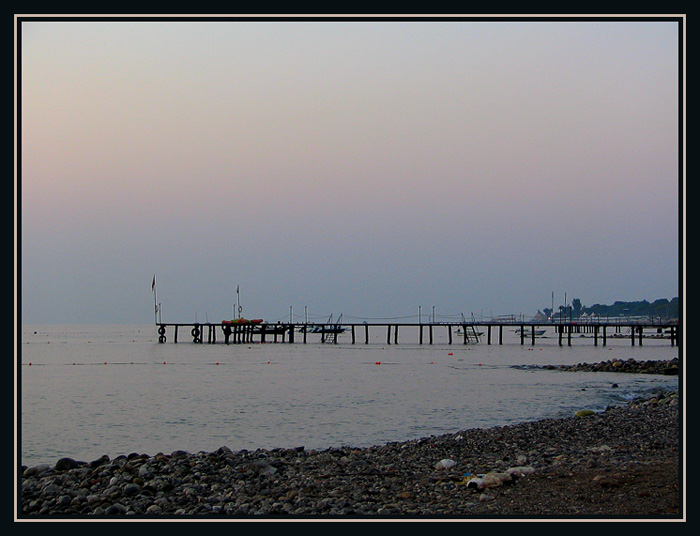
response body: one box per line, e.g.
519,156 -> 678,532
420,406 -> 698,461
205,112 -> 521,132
19,18 -> 681,323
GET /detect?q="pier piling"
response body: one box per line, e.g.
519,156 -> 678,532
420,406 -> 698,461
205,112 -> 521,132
153,320 -> 678,348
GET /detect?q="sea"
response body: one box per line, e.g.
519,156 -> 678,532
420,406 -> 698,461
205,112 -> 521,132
17,324 -> 680,468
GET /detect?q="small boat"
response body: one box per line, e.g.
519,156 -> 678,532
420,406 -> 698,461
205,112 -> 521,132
303,313 -> 346,334
454,329 -> 484,336
222,318 -> 264,325
514,328 -> 547,337
296,324 -> 346,333
309,325 -> 346,334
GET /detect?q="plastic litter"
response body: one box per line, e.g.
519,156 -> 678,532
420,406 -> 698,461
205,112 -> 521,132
462,467 -> 535,489
464,472 -> 510,489
506,465 -> 536,477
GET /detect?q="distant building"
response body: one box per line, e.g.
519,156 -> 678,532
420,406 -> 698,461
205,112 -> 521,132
533,310 -> 548,322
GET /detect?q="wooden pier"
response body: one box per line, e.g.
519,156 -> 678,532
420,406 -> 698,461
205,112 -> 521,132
155,321 -> 679,347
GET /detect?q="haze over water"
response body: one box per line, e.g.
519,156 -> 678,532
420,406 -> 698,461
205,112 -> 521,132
19,17 -> 681,325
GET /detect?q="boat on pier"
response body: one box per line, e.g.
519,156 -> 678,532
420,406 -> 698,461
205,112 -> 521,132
221,318 -> 264,325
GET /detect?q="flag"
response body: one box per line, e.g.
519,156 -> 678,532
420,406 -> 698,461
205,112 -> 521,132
152,275 -> 156,292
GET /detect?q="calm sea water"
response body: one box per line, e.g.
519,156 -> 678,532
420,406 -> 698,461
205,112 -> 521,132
18,324 -> 679,467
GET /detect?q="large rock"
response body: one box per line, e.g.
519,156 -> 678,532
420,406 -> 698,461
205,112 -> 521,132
55,457 -> 80,471
23,463 -> 52,477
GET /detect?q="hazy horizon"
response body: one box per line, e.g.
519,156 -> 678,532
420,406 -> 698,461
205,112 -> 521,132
18,16 -> 682,325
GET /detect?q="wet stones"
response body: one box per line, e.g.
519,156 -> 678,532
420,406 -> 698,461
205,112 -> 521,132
539,358 -> 679,375
19,390 -> 679,518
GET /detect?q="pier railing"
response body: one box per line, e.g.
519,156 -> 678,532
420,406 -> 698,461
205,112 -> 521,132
155,321 -> 679,347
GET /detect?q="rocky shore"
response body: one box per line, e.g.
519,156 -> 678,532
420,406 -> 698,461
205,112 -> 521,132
18,386 -> 682,519
523,357 -> 679,376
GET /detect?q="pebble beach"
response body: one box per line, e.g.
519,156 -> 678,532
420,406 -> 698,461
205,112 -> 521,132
18,359 -> 683,520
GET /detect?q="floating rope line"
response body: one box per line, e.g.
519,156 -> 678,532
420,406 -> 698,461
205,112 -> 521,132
344,314 -> 416,321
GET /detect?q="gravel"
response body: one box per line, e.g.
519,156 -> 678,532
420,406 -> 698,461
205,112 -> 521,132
18,364 -> 682,520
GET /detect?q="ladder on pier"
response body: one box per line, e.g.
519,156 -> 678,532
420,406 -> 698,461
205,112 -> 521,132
465,324 -> 481,343
320,313 -> 345,344
455,324 -> 481,343
455,314 -> 481,344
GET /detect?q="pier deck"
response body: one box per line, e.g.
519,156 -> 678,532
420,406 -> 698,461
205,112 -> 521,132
155,321 -> 679,347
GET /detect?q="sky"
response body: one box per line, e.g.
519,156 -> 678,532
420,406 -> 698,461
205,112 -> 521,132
17,16 -> 682,325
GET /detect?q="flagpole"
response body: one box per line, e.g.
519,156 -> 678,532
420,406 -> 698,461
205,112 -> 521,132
152,275 -> 158,325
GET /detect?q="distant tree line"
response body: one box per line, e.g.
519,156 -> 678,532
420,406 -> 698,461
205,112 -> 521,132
540,297 -> 679,322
